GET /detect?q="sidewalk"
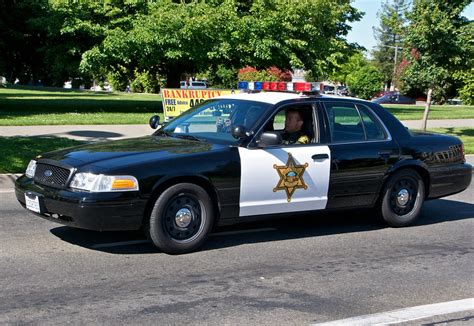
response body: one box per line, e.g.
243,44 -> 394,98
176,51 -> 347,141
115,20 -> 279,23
0,119 -> 472,141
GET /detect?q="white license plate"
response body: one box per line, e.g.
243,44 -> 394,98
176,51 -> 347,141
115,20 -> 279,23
25,194 -> 41,214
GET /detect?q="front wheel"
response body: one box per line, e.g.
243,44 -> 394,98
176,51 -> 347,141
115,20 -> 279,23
147,183 -> 214,254
380,169 -> 425,227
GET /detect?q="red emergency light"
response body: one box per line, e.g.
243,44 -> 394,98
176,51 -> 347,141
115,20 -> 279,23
293,82 -> 311,92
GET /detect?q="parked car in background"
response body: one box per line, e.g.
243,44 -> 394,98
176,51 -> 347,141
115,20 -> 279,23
372,93 -> 416,105
180,80 -> 208,89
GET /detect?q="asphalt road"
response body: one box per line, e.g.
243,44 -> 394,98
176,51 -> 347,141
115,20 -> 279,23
0,184 -> 473,324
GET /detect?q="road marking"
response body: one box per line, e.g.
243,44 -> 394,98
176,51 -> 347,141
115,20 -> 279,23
91,240 -> 150,249
312,298 -> 474,326
210,227 -> 277,237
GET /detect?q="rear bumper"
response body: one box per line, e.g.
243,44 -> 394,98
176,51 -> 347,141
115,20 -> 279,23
15,175 -> 147,231
428,163 -> 472,199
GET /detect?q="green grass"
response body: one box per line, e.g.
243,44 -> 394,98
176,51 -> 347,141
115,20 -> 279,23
0,87 -> 163,125
1,87 -> 473,126
382,104 -> 474,120
0,136 -> 86,173
428,127 -> 474,154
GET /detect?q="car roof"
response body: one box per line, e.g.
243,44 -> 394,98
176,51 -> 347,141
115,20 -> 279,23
218,91 -> 370,105
218,91 -> 305,105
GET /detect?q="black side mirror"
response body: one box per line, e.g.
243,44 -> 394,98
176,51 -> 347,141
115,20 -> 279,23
258,132 -> 282,147
231,125 -> 247,139
149,115 -> 160,129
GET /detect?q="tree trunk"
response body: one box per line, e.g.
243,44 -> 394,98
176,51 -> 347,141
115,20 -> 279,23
421,88 -> 433,131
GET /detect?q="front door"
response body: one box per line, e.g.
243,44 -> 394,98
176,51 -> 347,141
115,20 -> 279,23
238,103 -> 331,217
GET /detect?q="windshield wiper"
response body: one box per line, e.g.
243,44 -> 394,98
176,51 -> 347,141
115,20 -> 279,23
174,134 -> 206,142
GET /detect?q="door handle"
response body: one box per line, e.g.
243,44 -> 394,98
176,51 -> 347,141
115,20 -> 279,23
378,150 -> 391,156
312,154 -> 329,160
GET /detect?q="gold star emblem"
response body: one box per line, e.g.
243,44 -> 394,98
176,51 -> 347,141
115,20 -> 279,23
273,153 -> 309,202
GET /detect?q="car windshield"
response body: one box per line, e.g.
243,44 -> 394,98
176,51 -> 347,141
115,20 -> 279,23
158,99 -> 272,144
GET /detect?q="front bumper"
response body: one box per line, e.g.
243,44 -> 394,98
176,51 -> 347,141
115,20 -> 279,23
428,162 -> 472,199
15,175 -> 147,231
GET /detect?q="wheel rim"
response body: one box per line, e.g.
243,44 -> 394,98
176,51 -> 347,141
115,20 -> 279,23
389,177 -> 418,216
163,193 -> 205,243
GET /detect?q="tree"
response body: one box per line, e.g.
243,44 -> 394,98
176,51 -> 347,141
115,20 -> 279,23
401,0 -> 472,129
330,51 -> 367,85
346,65 -> 383,99
372,0 -> 409,90
81,0 -> 363,88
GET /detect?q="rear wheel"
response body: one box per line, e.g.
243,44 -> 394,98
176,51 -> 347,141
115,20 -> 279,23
380,169 -> 425,227
147,183 -> 214,254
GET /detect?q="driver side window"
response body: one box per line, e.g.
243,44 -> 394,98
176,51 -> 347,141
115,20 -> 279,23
265,104 -> 316,145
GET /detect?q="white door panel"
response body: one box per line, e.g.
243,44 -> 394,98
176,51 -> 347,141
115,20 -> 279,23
239,146 -> 331,216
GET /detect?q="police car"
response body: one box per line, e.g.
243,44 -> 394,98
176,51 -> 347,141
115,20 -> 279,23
15,84 -> 472,254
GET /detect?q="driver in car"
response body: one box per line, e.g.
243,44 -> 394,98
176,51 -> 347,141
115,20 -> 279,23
282,109 -> 310,144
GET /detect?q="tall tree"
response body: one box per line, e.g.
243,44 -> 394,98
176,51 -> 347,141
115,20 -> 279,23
371,0 -> 409,90
81,0 -> 363,88
401,0 -> 472,129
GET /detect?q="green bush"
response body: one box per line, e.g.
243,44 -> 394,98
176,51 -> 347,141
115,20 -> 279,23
130,70 -> 160,93
347,65 -> 383,99
106,70 -> 129,92
455,68 -> 474,105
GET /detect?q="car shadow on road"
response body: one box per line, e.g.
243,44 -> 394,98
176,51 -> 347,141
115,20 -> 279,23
49,198 -> 473,255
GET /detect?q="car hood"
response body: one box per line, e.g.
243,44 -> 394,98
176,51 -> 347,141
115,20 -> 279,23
38,136 -> 218,169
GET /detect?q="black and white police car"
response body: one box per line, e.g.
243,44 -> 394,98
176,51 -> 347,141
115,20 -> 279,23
15,86 -> 472,254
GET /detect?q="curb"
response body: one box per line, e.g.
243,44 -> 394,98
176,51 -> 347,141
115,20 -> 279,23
0,174 -> 21,192
2,156 -> 473,191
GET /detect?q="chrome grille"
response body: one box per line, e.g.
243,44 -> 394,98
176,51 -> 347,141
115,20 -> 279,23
34,163 -> 71,188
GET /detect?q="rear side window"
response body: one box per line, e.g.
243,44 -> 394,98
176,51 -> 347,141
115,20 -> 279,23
357,105 -> 386,140
325,102 -> 387,142
325,103 -> 365,142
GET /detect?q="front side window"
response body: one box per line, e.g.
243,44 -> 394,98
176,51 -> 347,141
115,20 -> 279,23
262,104 -> 315,145
159,99 -> 272,144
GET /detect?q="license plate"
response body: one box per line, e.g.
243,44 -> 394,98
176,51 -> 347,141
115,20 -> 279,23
25,193 -> 41,214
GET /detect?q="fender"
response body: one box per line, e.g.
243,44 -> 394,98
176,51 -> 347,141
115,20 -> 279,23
380,158 -> 431,198
144,173 -> 222,225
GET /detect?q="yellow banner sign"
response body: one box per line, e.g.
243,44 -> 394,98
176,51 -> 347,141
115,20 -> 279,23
162,88 -> 234,120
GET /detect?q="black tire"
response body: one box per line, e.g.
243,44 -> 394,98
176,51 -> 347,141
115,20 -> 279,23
147,183 -> 214,254
380,169 -> 425,227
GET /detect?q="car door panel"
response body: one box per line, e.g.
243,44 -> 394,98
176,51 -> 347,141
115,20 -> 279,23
238,145 -> 331,216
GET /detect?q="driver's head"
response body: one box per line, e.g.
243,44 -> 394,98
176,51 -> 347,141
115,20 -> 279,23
284,109 -> 304,133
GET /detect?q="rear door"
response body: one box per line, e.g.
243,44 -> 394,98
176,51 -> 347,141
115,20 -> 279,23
322,101 -> 400,208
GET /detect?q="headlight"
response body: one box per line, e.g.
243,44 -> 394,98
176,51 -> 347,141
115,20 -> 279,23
25,160 -> 37,178
70,173 -> 139,192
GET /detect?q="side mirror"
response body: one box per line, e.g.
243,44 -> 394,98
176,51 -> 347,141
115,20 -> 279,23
149,115 -> 160,129
212,110 -> 222,117
231,125 -> 247,139
258,132 -> 282,147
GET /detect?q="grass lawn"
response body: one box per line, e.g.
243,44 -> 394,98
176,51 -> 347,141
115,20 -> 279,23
383,104 -> 474,120
428,127 -> 474,154
0,87 -> 163,125
0,136 -> 85,173
1,87 -> 473,125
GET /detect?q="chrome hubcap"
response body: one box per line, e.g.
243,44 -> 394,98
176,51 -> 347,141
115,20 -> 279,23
175,208 -> 193,228
397,189 -> 410,206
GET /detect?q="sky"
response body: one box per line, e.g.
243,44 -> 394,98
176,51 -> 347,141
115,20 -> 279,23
346,0 -> 474,56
